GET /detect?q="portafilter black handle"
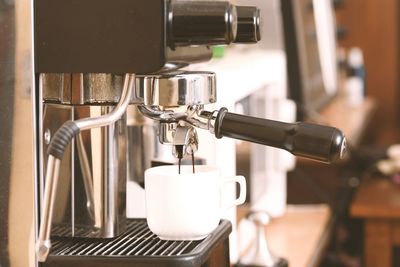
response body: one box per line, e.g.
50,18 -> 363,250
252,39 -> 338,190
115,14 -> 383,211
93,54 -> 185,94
214,108 -> 346,163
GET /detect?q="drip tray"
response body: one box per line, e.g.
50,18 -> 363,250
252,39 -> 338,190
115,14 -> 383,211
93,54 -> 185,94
44,219 -> 232,267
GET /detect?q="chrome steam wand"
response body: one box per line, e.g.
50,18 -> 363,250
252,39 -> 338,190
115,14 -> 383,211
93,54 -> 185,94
36,73 -> 135,262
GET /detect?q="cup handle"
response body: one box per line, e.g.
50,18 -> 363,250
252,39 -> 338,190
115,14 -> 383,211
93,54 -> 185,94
221,176 -> 247,210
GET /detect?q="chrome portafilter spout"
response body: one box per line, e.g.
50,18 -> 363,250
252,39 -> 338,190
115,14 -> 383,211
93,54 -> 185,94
157,120 -> 199,173
172,125 -> 199,174
171,125 -> 199,158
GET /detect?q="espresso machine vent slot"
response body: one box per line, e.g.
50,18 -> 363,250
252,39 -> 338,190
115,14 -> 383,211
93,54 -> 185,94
44,219 -> 231,267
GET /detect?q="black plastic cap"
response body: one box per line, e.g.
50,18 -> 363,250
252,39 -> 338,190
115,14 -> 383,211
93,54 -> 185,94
47,121 -> 80,160
169,1 -> 238,47
291,123 -> 346,163
329,128 -> 347,162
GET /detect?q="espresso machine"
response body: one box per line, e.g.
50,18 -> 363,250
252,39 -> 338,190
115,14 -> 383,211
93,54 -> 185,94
0,1 -> 346,267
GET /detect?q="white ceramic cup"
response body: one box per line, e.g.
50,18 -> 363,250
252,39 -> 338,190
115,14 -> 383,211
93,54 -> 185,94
144,165 -> 246,240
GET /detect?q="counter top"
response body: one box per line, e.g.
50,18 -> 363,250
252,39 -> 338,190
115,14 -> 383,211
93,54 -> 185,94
237,204 -> 333,267
350,178 -> 400,267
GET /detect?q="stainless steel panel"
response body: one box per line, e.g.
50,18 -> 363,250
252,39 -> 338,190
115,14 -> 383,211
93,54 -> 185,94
0,0 -> 37,267
42,104 -> 127,238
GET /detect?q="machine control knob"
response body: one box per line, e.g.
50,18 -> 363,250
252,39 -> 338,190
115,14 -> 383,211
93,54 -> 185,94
234,6 -> 261,43
168,1 -> 238,47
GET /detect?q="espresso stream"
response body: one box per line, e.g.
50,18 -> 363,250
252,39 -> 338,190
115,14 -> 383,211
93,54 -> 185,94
176,145 -> 196,174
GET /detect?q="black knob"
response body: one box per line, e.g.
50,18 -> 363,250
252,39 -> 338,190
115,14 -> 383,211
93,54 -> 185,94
168,1 -> 237,47
234,6 -> 261,43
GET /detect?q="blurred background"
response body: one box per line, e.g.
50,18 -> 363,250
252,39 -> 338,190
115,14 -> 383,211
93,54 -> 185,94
335,0 -> 400,145
217,1 -> 400,267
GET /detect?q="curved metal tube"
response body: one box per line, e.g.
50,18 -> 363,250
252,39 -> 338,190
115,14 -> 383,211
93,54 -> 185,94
75,73 -> 135,130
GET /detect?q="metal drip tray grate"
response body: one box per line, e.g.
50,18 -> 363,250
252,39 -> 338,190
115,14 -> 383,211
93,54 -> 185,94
51,220 -> 201,256
52,224 -> 99,238
44,219 -> 231,267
